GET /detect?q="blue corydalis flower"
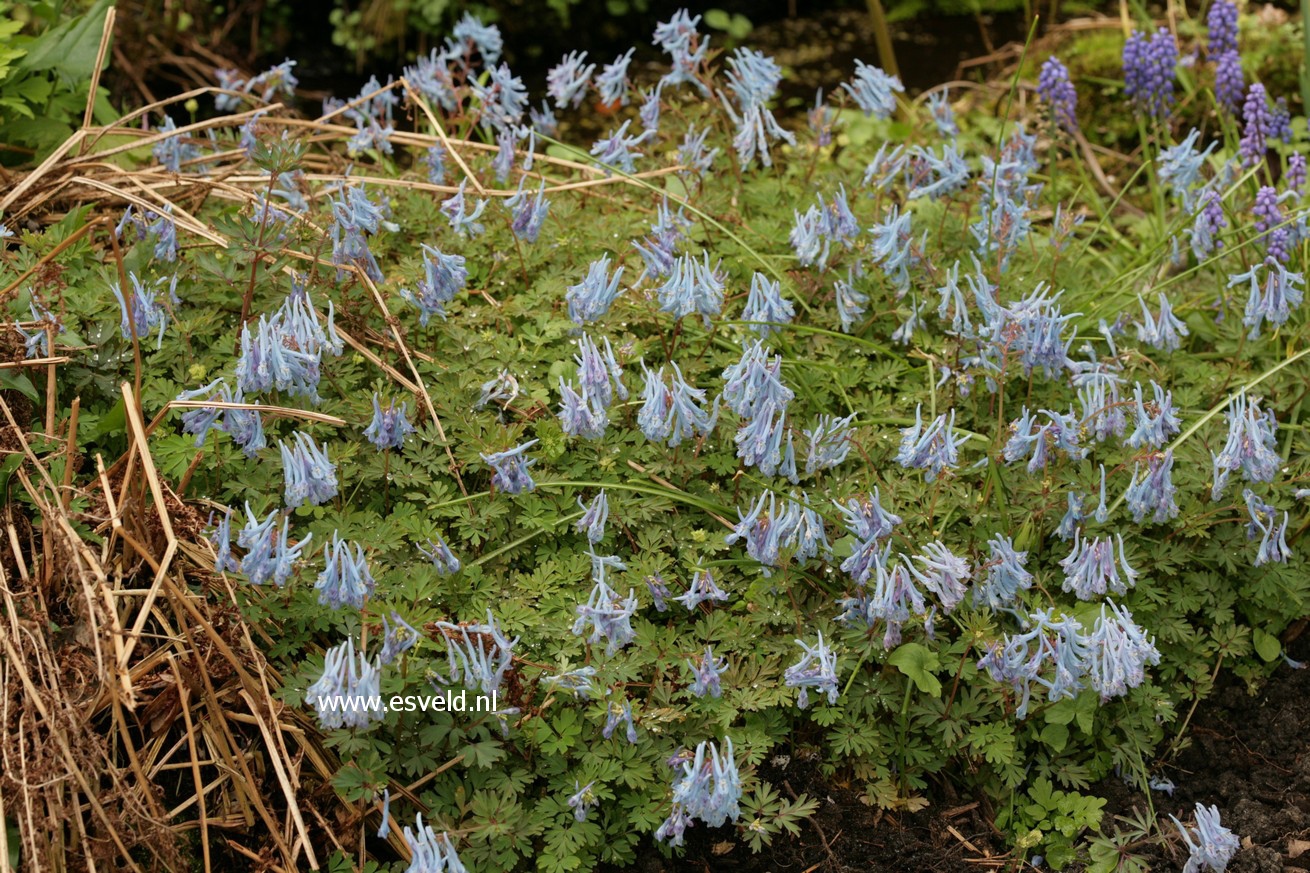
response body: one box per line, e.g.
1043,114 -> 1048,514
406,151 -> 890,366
897,405 -> 960,481
720,339 -> 793,418
646,574 -> 671,611
401,244 -> 467,326
316,532 -> 376,609
576,490 -> 609,545
804,413 -> 856,475
974,535 -> 1032,609
1157,129 -> 1216,210
784,632 -> 839,709
1135,292 -> 1189,351
638,82 -> 663,133
568,781 -> 599,823
441,179 -> 487,237
590,119 -> 649,174
1171,804 -> 1239,873
733,399 -> 797,482
905,144 -> 970,201
862,142 -> 907,189
652,9 -> 710,96
566,255 -> 625,326
637,360 -> 719,447
926,89 -> 958,137
656,252 -> 725,326
208,509 -> 238,573
547,51 -> 595,109
1188,190 -> 1228,260
380,611 -> 421,665
1126,380 -> 1182,448
1211,393 -> 1279,499
907,541 -> 972,612
741,272 -> 794,335
306,637 -> 383,730
790,186 -> 859,268
364,393 -> 415,451
558,376 -> 608,439
1124,450 -> 1180,523
153,116 -> 204,173
1037,56 -> 1078,133
1086,600 -> 1160,700
421,144 -> 447,184
471,62 -> 529,133
673,569 -> 730,610
451,12 -> 502,61
572,571 -> 638,656
1056,491 -> 1085,540
238,503 -> 310,586
330,185 -> 387,281
111,273 -> 171,349
1123,28 -> 1177,118
432,610 -> 518,697
399,814 -> 467,873
687,645 -> 727,697
1060,530 -> 1138,600
977,609 -> 1088,718
869,204 -> 921,293
279,432 -> 337,508
597,48 -> 635,106
481,440 -> 538,494
835,488 -> 902,542
843,60 -> 903,119
506,178 -> 550,243
809,88 -> 837,146
1002,406 -> 1086,472
1243,488 -> 1293,566
835,267 -> 869,333
214,59 -> 297,111
633,197 -> 691,280
726,490 -> 831,575
418,534 -> 461,575
722,48 -> 795,168
678,126 -> 719,175
603,699 -> 639,743
1230,260 -> 1305,339
574,333 -> 627,407
655,738 -> 741,847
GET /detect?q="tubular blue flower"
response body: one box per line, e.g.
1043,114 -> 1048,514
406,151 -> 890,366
804,413 -> 856,474
1093,464 -> 1111,523
573,333 -> 626,407
558,377 -> 609,439
896,405 -> 960,481
842,60 -> 903,119
725,490 -> 831,575
405,50 -> 458,113
741,272 -> 795,335
401,244 -> 468,326
687,645 -> 727,697
652,9 -> 710,95
906,144 -> 970,201
568,781 -> 599,823
809,88 -> 838,145
655,738 -> 741,846
506,177 -> 550,243
1210,394 -> 1280,499
441,179 -> 487,237
543,666 -> 597,699
733,400 -> 797,482
1123,28 -> 1176,117
400,813 -> 468,872
431,610 -> 518,698
862,142 -> 907,189
380,612 -> 421,665
835,489 -> 902,541
926,89 -> 958,137
547,51 -> 595,109
977,609 -> 1089,718
834,267 -> 869,333
632,196 -> 691,281
1252,185 -> 1291,264
235,294 -> 340,403
316,532 -> 376,610
153,116 -> 204,172
722,48 -> 795,168
481,440 -> 539,494
673,569 -> 731,610
590,120 -> 649,174
1158,129 -> 1217,210
576,490 -> 609,545
329,185 -> 387,281
678,126 -> 719,175
1230,260 -> 1305,339
1076,371 -> 1127,443
1240,83 -> 1272,166
974,535 -> 1032,609
1214,50 -> 1244,114
1056,492 -> 1085,540
111,273 -> 171,349
476,369 -> 518,409
306,637 -> 384,730
208,509 -> 238,573
637,360 -> 719,447
1171,804 -> 1239,873
835,550 -> 928,648
1037,55 -> 1078,133
421,144 -> 447,184
1060,530 -> 1139,600
1244,489 -> 1293,565
566,255 -> 625,326
907,541 -> 972,612
791,186 -> 861,267
571,563 -> 638,656
784,632 -> 839,709
177,378 -> 227,447
869,204 -> 921,294
1126,380 -> 1182,448
451,12 -> 502,61
603,698 -> 639,743
597,48 -> 635,106
364,393 -> 415,451
638,82 -> 663,133
280,432 -> 337,508
646,574 -> 671,611
720,340 -> 793,420
1124,450 -> 1180,523
418,534 -> 461,575
1188,190 -> 1229,259
971,187 -> 1033,274
238,503 -> 310,586
656,252 -> 726,326
470,63 -> 528,133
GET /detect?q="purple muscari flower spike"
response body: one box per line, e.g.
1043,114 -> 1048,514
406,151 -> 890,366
927,89 -> 958,137
417,534 -> 461,575
678,126 -> 719,175
329,185 -> 387,281
1289,154 -> 1307,191
306,637 -> 383,730
1240,83 -> 1272,166
506,177 -> 550,243
1123,28 -> 1176,117
1127,380 -> 1182,448
896,405 -> 960,481
655,738 -> 741,846
653,9 -> 710,96
1189,190 -> 1228,259
597,49 -> 635,106
1207,0 -> 1239,56
835,267 -> 869,333
316,532 -> 375,609
1270,97 -> 1292,143
364,393 -> 415,451
1038,56 -> 1078,133
380,611 -> 421,665
1060,530 -> 1139,599
280,432 -> 337,508
576,490 -> 609,545
907,541 -> 972,612
646,574 -> 671,611
568,781 -> 598,823
237,504 -> 310,586
741,272 -> 794,335
1125,450 -> 1180,523
571,554 -> 638,656
1230,260 -> 1305,338
657,252 -> 726,326
974,535 -> 1032,609
1244,488 -> 1293,566
591,120 -> 649,174
400,813 -> 468,872
1252,185 -> 1291,263
1158,129 -> 1217,210
603,698 -> 639,743
722,48 -> 795,167
637,360 -> 719,447
804,413 -> 856,475
1134,292 -> 1188,351
843,60 -> 903,119
1055,491 -> 1085,541
784,632 -> 839,709
421,145 -> 447,184
111,273 -> 171,349
687,646 -> 727,697
547,51 -> 595,109
566,255 -> 625,326
481,440 -> 538,494
674,569 -> 731,610
432,610 -> 518,699
441,179 -> 487,236
1211,393 -> 1279,499
869,204 -> 921,294
401,244 -> 468,325
1214,50 -> 1244,114
1171,804 -> 1239,873
1085,600 -> 1161,700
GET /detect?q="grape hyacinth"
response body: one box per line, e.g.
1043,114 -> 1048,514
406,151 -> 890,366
307,637 -> 384,730
1123,28 -> 1176,118
1207,0 -> 1239,56
1037,56 -> 1078,134
1240,83 -> 1272,166
1214,50 -> 1244,114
